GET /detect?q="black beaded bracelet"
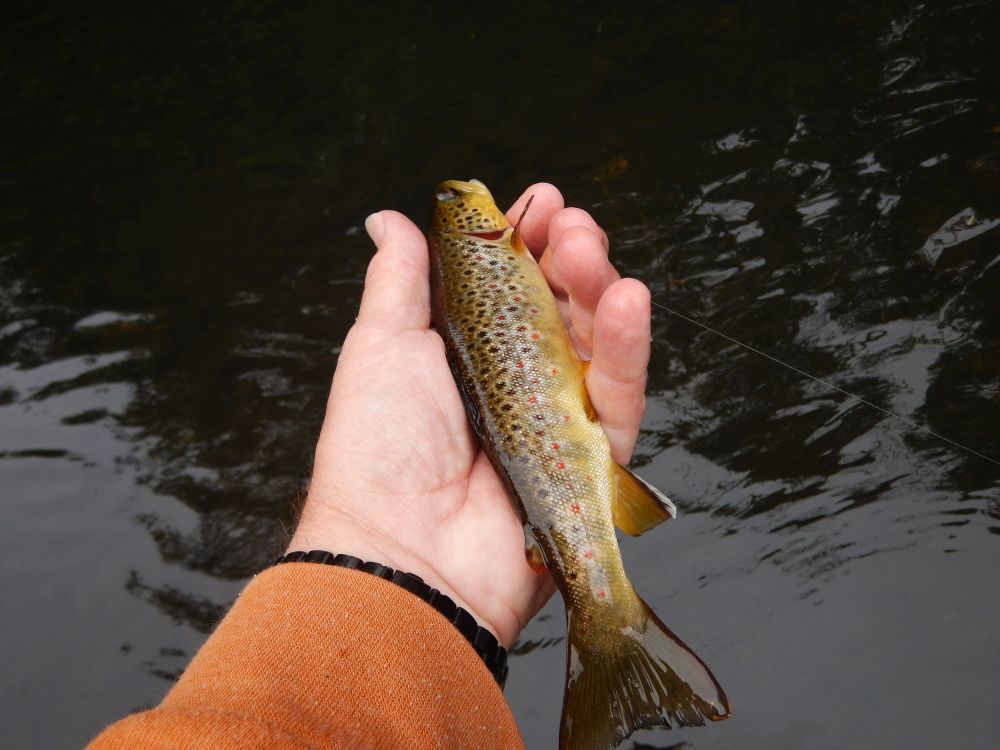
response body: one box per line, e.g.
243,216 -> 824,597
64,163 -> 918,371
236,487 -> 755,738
274,550 -> 509,688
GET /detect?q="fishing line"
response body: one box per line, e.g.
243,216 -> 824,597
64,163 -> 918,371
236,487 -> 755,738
650,299 -> 1000,469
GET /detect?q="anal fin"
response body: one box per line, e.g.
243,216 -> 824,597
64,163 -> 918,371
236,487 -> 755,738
612,464 -> 677,536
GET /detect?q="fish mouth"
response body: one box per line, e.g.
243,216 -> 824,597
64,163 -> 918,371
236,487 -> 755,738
435,178 -> 492,201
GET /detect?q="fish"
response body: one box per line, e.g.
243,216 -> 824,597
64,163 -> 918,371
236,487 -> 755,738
427,179 -> 731,749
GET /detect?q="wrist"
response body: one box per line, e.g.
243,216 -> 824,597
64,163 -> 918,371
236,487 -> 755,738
288,507 -> 509,646
273,549 -> 510,688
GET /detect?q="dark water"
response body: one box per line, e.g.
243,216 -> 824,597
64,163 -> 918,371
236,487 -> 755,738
2,2 -> 999,748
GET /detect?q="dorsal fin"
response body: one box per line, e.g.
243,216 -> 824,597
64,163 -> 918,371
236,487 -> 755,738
511,194 -> 535,253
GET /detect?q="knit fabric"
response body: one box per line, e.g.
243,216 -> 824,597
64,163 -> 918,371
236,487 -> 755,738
87,564 -> 525,749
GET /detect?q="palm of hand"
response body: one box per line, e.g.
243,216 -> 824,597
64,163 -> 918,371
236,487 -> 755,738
292,185 -> 650,646
310,322 -> 553,644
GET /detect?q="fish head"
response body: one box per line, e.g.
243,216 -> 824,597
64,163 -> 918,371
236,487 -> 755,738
431,179 -> 510,235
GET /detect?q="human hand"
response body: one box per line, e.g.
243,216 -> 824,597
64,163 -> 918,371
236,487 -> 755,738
288,183 -> 652,647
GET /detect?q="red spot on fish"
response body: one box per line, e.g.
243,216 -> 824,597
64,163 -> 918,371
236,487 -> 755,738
597,588 -> 606,599
571,503 -> 580,514
489,283 -> 498,289
531,378 -> 539,384
528,396 -> 537,403
513,296 -> 521,302
556,462 -> 565,469
497,314 -> 506,321
583,549 -> 594,559
551,443 -> 560,450
516,361 -> 524,369
517,325 -> 527,331
551,368 -> 559,375
563,415 -> 571,421
530,308 -> 538,314
564,482 -> 573,490
531,332 -> 540,339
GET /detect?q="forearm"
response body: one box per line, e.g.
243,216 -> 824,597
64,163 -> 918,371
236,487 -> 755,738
87,563 -> 524,750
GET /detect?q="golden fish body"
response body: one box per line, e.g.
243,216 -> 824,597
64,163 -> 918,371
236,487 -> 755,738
428,180 -> 729,749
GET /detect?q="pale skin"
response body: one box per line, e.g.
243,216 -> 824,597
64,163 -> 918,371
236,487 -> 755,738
289,183 -> 651,648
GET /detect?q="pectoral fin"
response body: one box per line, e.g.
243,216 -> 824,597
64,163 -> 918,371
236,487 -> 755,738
511,194 -> 534,254
578,362 -> 598,422
612,464 -> 677,536
524,527 -> 547,573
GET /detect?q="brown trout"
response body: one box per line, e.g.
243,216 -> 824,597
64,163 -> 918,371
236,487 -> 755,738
428,179 -> 730,750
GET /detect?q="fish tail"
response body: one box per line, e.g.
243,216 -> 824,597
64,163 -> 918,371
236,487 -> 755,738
560,591 -> 730,750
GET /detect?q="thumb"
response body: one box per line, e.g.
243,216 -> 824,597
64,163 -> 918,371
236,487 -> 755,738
355,210 -> 431,331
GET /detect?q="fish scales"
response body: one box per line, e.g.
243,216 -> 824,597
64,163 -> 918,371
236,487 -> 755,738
432,204 -> 628,616
428,179 -> 730,750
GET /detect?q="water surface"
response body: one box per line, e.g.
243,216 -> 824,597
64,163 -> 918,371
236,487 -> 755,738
2,2 -> 998,748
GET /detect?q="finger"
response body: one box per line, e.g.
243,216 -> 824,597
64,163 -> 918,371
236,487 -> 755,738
586,279 -> 651,463
355,210 -> 431,330
504,182 -> 564,256
552,225 -> 621,356
549,207 -> 610,254
538,207 -> 610,296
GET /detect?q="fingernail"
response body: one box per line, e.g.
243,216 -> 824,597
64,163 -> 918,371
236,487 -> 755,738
364,212 -> 384,245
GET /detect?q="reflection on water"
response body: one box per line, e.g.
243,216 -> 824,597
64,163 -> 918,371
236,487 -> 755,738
1,1 -> 999,748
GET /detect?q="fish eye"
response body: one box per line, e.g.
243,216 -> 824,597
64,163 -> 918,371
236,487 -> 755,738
436,188 -> 460,202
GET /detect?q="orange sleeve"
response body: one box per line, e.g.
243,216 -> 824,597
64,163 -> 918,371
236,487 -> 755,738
87,563 -> 525,749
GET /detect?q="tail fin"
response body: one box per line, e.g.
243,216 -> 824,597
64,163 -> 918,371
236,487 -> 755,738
560,594 -> 730,750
